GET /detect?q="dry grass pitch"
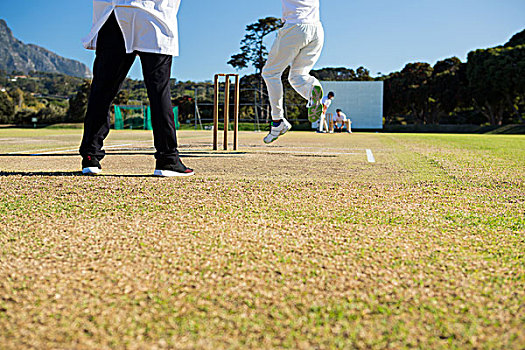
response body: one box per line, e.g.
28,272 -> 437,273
0,128 -> 524,349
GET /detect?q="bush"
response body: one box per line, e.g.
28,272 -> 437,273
0,91 -> 16,123
37,104 -> 68,124
14,108 -> 38,124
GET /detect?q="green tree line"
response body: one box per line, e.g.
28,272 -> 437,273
0,28 -> 523,127
383,39 -> 525,126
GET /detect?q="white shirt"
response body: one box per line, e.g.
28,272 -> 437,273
83,0 -> 181,56
335,112 -> 347,121
321,96 -> 332,115
282,0 -> 320,24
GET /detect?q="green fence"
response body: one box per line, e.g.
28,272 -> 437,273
114,105 -> 179,130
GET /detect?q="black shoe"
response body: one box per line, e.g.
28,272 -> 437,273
154,159 -> 194,177
82,156 -> 102,175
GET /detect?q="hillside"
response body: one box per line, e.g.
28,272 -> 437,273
0,19 -> 91,78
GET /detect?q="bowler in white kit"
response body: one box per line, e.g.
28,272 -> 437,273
263,0 -> 326,144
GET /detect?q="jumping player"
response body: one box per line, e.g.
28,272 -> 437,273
263,0 -> 325,144
79,0 -> 194,177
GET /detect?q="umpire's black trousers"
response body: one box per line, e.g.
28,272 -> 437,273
80,13 -> 179,162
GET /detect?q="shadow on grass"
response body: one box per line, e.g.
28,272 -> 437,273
0,171 -> 83,177
0,171 -> 162,178
0,151 -> 246,158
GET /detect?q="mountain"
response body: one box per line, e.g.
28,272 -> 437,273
0,19 -> 91,78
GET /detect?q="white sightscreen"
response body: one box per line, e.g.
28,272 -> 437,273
320,81 -> 384,129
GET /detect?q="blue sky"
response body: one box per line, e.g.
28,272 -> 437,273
0,0 -> 523,81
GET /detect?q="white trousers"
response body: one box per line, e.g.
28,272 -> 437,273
319,113 -> 328,132
262,23 -> 324,120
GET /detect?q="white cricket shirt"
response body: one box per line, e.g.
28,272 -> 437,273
82,0 -> 181,56
322,96 -> 332,108
335,112 -> 347,121
282,0 -> 320,24
321,96 -> 332,116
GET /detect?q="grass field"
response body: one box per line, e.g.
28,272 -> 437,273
0,128 -> 524,349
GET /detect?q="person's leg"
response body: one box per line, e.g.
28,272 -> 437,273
80,13 -> 135,162
138,53 -> 178,161
262,25 -> 307,121
139,52 -> 193,176
346,120 -> 352,133
319,113 -> 326,132
288,24 -> 324,124
288,24 -> 324,100
262,25 -> 308,143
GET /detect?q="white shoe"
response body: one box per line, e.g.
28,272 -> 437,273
264,119 -> 292,144
82,167 -> 102,175
153,169 -> 194,177
81,156 -> 102,175
154,159 -> 195,177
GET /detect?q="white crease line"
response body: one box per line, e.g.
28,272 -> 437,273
8,146 -> 75,154
8,141 -> 149,155
31,144 -> 133,155
250,146 -> 367,151
366,149 -> 376,163
1,138 -> 48,142
257,150 -> 360,156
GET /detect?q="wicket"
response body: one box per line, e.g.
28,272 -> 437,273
213,74 -> 240,151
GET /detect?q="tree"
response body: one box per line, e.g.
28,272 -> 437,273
310,66 -> 374,82
228,17 -> 282,121
426,57 -> 468,124
505,28 -> 525,47
228,17 -> 282,74
37,104 -> 68,124
355,66 -> 373,81
8,88 -> 24,110
383,71 -> 406,124
399,62 -> 433,123
68,80 -> 91,122
386,59 -> 471,125
467,45 -> 525,125
0,91 -> 15,123
312,67 -> 358,81
113,90 -> 130,105
172,95 -> 194,124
